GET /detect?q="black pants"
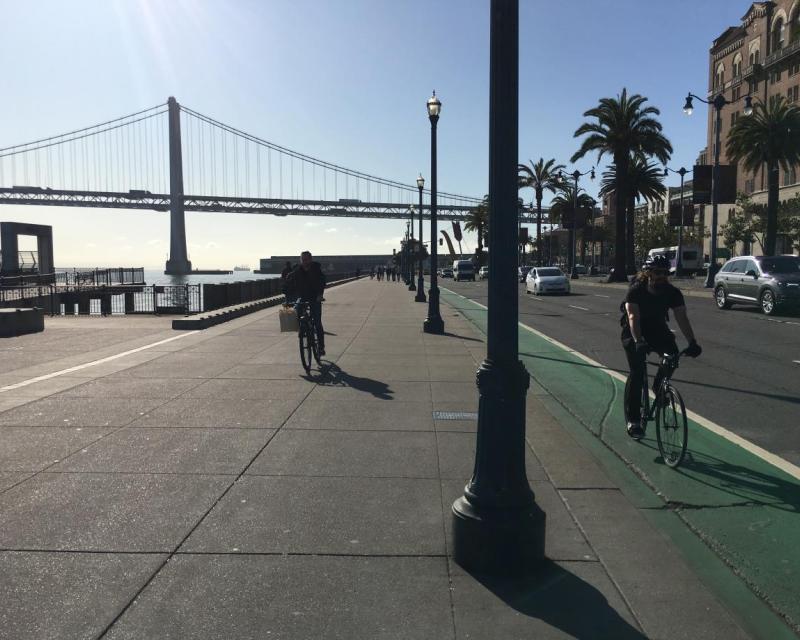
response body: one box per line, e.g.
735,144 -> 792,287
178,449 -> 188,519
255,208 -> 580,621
622,330 -> 677,423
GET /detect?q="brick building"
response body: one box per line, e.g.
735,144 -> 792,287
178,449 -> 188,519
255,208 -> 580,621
706,1 -> 800,256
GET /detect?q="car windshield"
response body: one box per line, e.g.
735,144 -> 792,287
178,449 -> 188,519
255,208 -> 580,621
537,268 -> 562,276
758,257 -> 800,274
759,256 -> 800,273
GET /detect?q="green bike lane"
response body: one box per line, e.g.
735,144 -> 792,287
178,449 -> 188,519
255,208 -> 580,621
440,287 -> 800,638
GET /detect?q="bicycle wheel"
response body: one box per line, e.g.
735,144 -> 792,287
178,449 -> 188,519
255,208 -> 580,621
656,385 -> 688,468
299,321 -> 313,373
309,318 -> 321,365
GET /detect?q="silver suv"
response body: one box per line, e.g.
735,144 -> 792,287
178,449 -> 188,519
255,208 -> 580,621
714,255 -> 800,315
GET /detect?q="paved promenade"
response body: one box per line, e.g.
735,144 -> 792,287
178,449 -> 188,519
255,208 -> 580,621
0,278 -> 781,639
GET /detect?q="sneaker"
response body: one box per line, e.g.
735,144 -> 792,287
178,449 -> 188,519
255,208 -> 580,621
626,421 -> 644,440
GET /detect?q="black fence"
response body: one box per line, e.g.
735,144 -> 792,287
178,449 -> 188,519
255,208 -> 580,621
1,272 -> 359,317
0,267 -> 145,288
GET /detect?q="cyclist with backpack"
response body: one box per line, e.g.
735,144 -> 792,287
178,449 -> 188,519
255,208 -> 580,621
620,254 -> 702,439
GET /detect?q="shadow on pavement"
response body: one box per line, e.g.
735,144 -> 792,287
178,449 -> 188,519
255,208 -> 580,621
308,363 -> 393,400
671,449 -> 800,513
443,332 -> 484,343
468,560 -> 647,639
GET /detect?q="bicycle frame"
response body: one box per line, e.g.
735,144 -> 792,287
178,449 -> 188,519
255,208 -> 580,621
640,352 -> 682,426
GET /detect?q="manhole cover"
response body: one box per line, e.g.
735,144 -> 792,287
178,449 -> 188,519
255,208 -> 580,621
432,411 -> 478,421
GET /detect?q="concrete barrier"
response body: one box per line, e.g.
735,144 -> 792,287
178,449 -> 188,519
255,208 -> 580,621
0,307 -> 44,337
172,276 -> 362,330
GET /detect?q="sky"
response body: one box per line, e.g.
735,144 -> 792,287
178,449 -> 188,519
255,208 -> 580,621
0,0 -> 750,269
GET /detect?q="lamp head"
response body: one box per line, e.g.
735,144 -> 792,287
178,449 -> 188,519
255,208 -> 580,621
589,167 -> 596,181
416,174 -> 425,190
683,94 -> 694,116
663,166 -> 670,177
743,95 -> 753,116
427,91 -> 441,119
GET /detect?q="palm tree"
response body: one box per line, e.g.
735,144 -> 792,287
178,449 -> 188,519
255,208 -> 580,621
464,194 -> 489,265
727,96 -> 800,256
571,89 -> 672,281
599,155 -> 666,271
518,158 -> 564,265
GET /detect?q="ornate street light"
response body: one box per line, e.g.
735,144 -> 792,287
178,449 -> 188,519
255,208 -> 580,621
664,165 -> 689,275
452,0 -> 545,576
408,206 -> 417,290
415,174 -> 427,302
558,167 -> 595,279
423,92 -> 444,334
683,92 -> 752,286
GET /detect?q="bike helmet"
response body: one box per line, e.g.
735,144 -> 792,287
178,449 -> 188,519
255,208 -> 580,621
643,254 -> 670,272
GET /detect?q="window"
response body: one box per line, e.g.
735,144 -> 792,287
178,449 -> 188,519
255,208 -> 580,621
743,259 -> 759,275
791,85 -> 799,103
732,86 -> 741,101
720,260 -> 738,273
784,166 -> 797,185
745,178 -> 755,194
731,111 -> 740,127
773,18 -> 786,50
715,63 -> 725,89
733,54 -> 743,77
770,68 -> 783,84
727,260 -> 745,273
791,62 -> 800,76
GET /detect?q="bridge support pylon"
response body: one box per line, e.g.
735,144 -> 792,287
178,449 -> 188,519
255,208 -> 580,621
164,96 -> 192,276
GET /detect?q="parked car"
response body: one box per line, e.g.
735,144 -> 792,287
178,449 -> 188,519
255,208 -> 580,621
574,264 -> 587,275
441,268 -> 454,278
478,266 -> 489,280
518,266 -> 532,282
714,255 -> 800,315
526,267 -> 570,295
453,259 -> 475,281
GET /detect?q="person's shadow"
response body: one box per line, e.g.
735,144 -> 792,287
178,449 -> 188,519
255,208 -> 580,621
308,362 -> 393,400
467,560 -> 647,638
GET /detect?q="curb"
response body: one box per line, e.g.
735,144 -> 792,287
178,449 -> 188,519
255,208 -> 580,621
572,277 -> 714,300
171,276 -> 362,330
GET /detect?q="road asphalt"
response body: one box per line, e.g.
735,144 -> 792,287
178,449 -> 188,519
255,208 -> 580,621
0,277 -> 797,639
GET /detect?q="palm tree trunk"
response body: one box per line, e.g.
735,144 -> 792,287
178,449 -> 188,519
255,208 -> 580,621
536,188 -> 543,267
612,153 -> 629,281
765,164 -> 779,256
626,195 -> 636,274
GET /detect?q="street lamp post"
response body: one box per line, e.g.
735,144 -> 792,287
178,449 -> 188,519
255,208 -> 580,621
664,166 -> 688,275
452,0 -> 545,576
415,175 -> 427,302
559,168 -> 594,279
408,206 -> 417,291
423,92 -> 444,334
683,92 -> 752,287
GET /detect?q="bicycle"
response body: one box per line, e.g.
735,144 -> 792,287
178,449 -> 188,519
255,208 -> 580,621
629,348 -> 690,468
295,299 -> 322,373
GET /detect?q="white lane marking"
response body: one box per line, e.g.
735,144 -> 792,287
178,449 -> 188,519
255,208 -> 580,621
569,305 -> 590,311
441,286 -> 800,483
594,294 -> 610,298
0,331 -> 201,393
794,360 -> 800,365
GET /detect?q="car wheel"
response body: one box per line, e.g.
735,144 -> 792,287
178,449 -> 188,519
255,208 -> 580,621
760,289 -> 777,315
715,286 -> 731,310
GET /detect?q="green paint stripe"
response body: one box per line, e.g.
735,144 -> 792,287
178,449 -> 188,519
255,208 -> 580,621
440,288 -> 800,637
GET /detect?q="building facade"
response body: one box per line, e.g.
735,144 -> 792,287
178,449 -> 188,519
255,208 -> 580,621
707,1 -> 800,257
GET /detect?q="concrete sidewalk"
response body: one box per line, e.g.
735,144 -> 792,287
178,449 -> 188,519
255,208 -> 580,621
0,278 -> 767,638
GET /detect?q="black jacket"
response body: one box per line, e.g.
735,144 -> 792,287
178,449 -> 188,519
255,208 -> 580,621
286,262 -> 326,300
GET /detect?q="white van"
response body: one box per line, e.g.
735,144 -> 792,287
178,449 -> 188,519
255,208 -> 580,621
647,245 -> 703,275
453,259 -> 475,281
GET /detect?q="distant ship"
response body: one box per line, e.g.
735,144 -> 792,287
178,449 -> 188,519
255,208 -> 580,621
233,265 -> 251,271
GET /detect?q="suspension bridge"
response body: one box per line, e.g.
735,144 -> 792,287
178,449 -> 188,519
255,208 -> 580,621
0,97 -> 501,274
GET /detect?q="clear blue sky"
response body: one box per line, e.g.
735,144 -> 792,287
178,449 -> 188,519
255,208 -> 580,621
0,0 -> 747,268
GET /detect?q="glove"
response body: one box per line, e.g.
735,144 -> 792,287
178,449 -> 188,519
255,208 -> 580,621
634,340 -> 649,356
686,340 -> 702,358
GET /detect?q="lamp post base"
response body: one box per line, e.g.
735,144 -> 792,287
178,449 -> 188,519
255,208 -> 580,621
408,281 -> 417,291
415,277 -> 427,303
570,269 -> 579,280
452,494 -> 546,576
423,287 -> 444,333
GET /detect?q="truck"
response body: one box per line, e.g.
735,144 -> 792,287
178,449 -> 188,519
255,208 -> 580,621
647,245 -> 703,275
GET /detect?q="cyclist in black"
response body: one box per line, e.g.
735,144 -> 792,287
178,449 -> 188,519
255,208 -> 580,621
288,251 -> 326,356
621,254 -> 702,439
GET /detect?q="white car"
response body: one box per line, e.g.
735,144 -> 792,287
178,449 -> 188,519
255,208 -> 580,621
526,267 -> 570,295
478,266 -> 489,280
